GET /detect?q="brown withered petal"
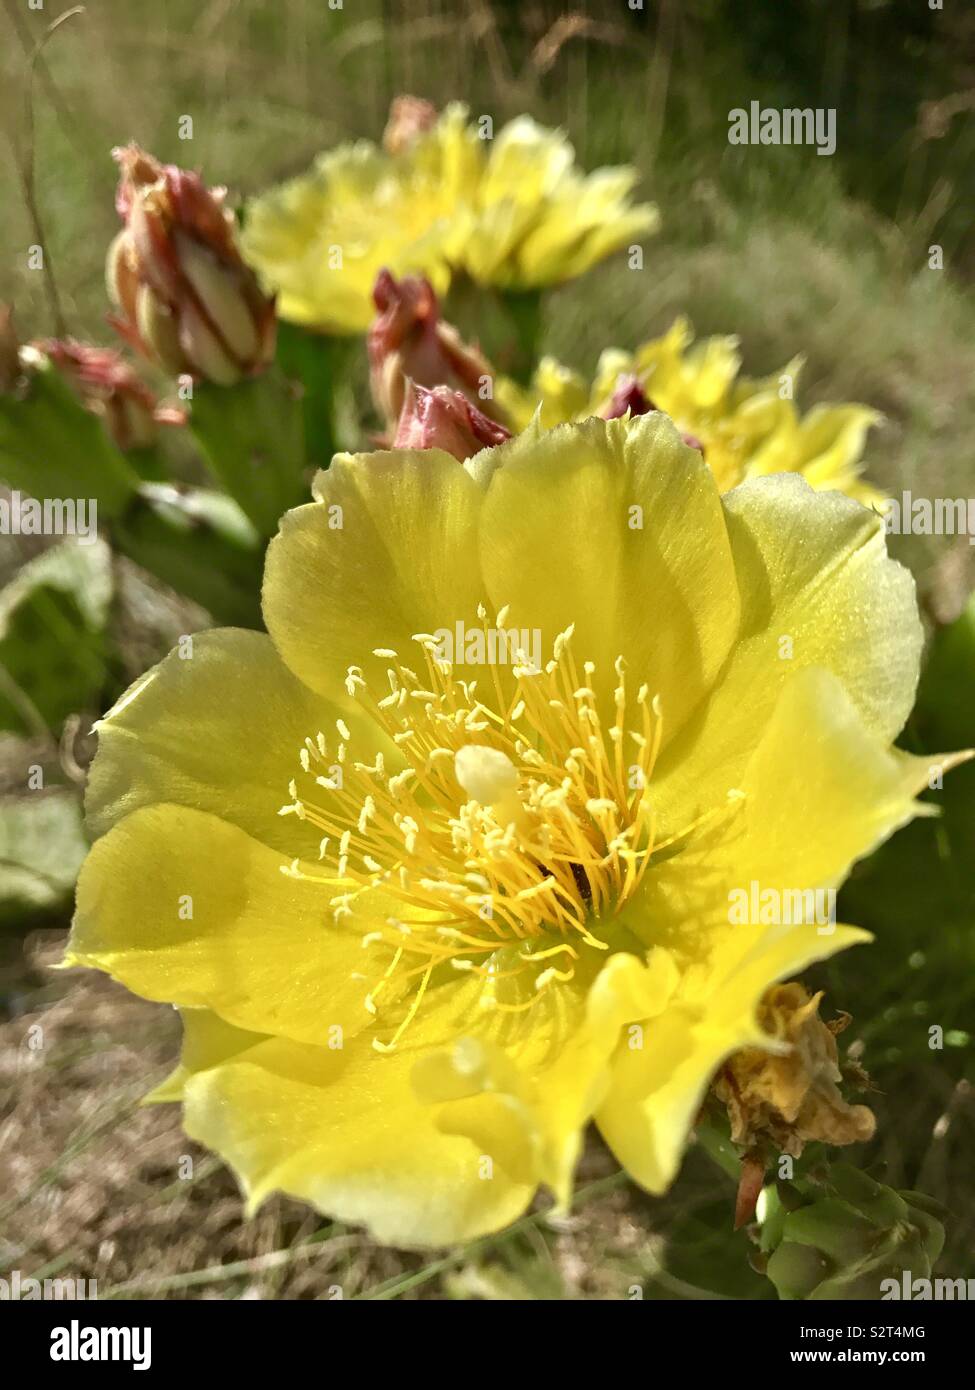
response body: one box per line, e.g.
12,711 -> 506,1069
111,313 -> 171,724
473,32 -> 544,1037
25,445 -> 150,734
714,981 -> 876,1159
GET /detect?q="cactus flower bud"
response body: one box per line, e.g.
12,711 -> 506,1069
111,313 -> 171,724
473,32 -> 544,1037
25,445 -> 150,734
598,373 -> 706,455
368,270 -> 500,437
600,374 -> 655,420
382,95 -> 438,155
761,1165 -> 946,1300
106,145 -> 276,385
393,382 -> 511,460
38,339 -> 184,452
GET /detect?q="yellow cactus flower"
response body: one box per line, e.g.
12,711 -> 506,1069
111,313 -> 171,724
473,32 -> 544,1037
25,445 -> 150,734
240,141 -> 457,335
451,112 -> 658,290
498,318 -> 885,507
242,103 -> 657,333
66,415 -> 953,1247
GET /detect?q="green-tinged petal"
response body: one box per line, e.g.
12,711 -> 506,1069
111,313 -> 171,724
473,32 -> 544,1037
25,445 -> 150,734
86,628 -> 377,857
67,804 -> 403,1047
478,413 -> 740,731
263,449 -> 486,702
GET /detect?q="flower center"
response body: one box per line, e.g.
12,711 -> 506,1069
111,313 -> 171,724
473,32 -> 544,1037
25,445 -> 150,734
279,607 -> 699,1048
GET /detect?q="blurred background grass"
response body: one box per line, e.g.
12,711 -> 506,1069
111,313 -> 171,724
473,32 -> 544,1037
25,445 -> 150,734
0,0 -> 973,1299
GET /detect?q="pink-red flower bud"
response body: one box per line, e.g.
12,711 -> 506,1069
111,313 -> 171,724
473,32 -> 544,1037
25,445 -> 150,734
393,382 -> 511,461
382,95 -> 438,155
368,270 -> 500,436
39,339 -> 184,451
600,374 -> 655,420
106,145 -> 276,386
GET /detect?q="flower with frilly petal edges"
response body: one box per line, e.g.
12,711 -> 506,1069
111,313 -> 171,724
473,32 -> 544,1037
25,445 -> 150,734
241,103 -> 657,333
65,414 -> 961,1247
498,317 -> 885,507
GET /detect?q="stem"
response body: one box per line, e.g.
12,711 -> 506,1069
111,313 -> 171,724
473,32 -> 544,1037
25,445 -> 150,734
188,368 -> 308,537
496,287 -> 545,386
275,322 -> 357,470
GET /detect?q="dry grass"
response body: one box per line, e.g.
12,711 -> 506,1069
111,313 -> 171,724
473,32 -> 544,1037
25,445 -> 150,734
2,933 -> 708,1301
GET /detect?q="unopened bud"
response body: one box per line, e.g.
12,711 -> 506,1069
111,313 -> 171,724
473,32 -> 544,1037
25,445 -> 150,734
394,382 -> 511,461
369,269 -> 502,437
107,145 -> 276,385
600,375 -> 655,420
38,339 -> 184,451
763,1165 -> 946,1301
382,95 -> 438,155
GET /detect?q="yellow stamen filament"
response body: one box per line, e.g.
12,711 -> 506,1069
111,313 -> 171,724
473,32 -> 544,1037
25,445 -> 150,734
277,616 -> 730,1049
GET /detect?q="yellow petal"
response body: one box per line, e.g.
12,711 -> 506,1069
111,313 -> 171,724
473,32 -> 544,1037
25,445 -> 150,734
263,449 -> 486,703
478,413 -> 740,732
597,921 -> 868,1193
414,949 -> 680,1209
646,666 -> 944,937
145,1007 -> 267,1104
86,628 -> 371,857
651,473 -> 921,822
180,986 -> 535,1247
67,804 -> 402,1047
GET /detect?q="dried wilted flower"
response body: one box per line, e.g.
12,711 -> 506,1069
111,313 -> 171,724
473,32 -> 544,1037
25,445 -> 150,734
714,981 -> 877,1225
106,145 -> 276,386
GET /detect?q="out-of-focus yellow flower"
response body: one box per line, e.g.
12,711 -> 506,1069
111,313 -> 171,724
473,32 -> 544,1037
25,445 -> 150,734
498,318 -> 885,507
450,111 -> 658,290
66,415 -> 953,1247
240,136 -> 460,335
242,102 -> 657,333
